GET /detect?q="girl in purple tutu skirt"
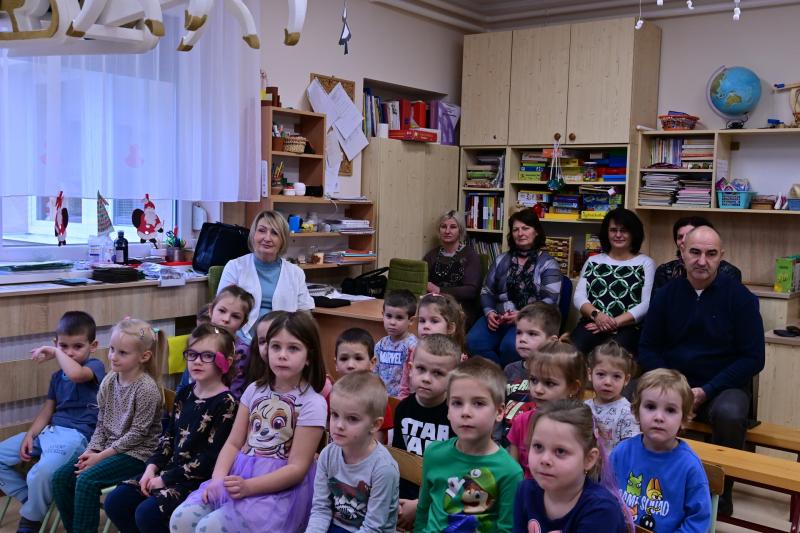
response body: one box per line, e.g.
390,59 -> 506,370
170,312 -> 327,533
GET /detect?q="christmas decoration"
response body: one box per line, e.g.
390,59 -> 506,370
131,193 -> 164,245
54,191 -> 69,246
97,191 -> 114,236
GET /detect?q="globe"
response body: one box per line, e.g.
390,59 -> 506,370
708,66 -> 762,118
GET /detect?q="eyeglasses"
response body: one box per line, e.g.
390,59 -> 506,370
183,350 -> 217,363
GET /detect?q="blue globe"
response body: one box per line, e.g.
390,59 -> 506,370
708,66 -> 762,118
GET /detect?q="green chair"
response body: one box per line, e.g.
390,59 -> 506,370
207,265 -> 224,299
385,259 -> 428,298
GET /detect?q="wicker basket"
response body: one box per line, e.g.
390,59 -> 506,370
284,136 -> 307,153
659,114 -> 699,131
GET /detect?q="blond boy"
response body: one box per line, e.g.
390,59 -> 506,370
307,371 -> 399,532
415,358 -> 523,532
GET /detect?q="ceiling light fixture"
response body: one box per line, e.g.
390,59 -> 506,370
636,0 -> 645,29
733,0 -> 741,19
687,0 -> 694,8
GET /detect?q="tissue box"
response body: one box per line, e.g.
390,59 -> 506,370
774,255 -> 800,293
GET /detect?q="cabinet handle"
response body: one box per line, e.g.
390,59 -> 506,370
568,133 -> 576,142
553,133 -> 561,141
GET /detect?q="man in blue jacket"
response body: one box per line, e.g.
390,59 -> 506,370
639,225 -> 764,516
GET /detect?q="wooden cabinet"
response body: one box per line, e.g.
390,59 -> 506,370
507,18 -> 661,146
362,138 -> 460,267
508,26 -> 570,146
460,31 -> 513,146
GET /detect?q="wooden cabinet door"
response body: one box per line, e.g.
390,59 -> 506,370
566,18 -> 635,144
508,25 -> 571,146
461,31 -> 512,146
421,144 -> 460,254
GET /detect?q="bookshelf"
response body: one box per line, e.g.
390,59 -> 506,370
635,127 -> 800,286
244,107 -> 376,275
362,78 -> 452,142
459,144 -> 632,276
636,128 -> 800,213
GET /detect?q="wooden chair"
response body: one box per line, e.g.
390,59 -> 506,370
387,446 -> 423,487
702,461 -> 725,533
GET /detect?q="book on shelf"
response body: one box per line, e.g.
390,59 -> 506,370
410,101 -> 426,128
465,193 -> 504,231
388,128 -> 438,142
470,238 -> 501,263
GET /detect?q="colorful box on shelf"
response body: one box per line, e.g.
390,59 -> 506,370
388,128 -> 438,142
544,212 -> 580,221
517,171 -> 545,182
580,210 -> 607,220
774,255 -> 800,293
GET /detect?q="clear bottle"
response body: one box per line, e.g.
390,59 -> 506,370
114,231 -> 129,264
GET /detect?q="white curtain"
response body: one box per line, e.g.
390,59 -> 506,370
0,1 -> 260,202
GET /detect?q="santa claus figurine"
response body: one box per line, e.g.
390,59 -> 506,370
131,194 -> 164,245
54,191 -> 69,246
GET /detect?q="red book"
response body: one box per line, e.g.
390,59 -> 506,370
388,129 -> 438,142
410,101 -> 426,128
399,99 -> 412,129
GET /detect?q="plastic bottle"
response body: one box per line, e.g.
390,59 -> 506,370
102,234 -> 115,263
87,235 -> 103,263
114,231 -> 129,265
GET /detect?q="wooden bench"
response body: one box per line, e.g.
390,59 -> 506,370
685,420 -> 800,458
686,438 -> 800,533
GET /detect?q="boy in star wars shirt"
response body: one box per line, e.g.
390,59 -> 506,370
415,358 -> 522,533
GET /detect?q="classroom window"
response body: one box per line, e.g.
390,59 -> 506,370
1,195 -> 178,247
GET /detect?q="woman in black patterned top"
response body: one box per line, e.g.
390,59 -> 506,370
104,325 -> 238,533
423,210 -> 482,327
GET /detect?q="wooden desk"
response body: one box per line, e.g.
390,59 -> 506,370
0,278 -> 208,338
313,299 -> 386,379
686,439 -> 800,533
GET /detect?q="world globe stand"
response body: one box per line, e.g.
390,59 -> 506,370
772,81 -> 800,128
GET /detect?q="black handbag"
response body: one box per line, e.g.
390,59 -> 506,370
341,267 -> 389,298
192,222 -> 250,274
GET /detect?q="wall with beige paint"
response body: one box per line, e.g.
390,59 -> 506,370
259,0 -> 465,196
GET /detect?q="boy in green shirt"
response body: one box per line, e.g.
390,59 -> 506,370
414,357 -> 523,533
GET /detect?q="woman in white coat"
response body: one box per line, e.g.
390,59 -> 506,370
218,210 -> 313,335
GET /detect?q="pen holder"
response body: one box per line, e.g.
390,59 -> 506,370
272,137 -> 285,152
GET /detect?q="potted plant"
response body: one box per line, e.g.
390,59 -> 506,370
164,227 -> 187,262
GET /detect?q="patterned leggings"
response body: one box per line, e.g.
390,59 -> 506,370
169,501 -> 228,532
51,453 -> 144,533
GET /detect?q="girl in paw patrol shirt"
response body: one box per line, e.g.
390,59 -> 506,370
170,312 -> 327,533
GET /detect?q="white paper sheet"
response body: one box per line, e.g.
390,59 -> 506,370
326,129 -> 343,169
329,83 -> 363,138
335,126 -> 369,162
306,78 -> 336,120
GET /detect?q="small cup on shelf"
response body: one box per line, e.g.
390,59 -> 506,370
272,137 -> 285,152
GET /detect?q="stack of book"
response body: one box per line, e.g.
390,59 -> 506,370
674,177 -> 712,207
325,218 -> 373,234
680,138 -> 714,164
474,153 -> 505,188
587,148 -> 627,182
518,152 -> 547,182
639,173 -> 681,206
465,164 -> 502,188
324,249 -> 377,264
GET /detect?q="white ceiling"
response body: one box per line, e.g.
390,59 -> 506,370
370,0 -> 800,31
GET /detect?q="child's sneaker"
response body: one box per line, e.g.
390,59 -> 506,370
17,516 -> 42,533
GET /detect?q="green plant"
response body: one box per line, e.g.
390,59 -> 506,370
164,227 -> 186,249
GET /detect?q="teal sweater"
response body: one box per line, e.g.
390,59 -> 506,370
415,438 -> 523,533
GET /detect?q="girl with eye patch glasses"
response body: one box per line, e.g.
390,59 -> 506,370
104,324 -> 238,533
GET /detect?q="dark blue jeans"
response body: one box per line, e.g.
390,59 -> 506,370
104,483 -> 170,533
466,317 -> 519,367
